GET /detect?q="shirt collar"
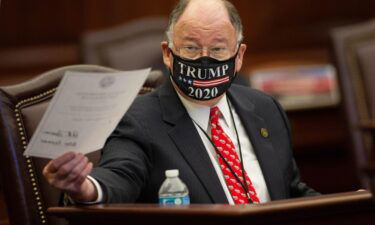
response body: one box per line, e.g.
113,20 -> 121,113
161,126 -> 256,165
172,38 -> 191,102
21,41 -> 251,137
177,92 -> 232,131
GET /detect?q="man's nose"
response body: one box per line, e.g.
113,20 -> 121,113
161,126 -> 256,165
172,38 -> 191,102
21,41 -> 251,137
201,48 -> 210,57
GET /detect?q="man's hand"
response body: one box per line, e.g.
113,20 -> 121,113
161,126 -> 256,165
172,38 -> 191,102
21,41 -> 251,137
43,152 -> 98,202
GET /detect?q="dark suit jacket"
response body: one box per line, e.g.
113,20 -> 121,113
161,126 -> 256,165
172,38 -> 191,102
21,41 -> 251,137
91,79 -> 319,203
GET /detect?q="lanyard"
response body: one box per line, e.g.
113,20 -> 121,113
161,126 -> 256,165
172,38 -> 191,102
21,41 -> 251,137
192,98 -> 253,203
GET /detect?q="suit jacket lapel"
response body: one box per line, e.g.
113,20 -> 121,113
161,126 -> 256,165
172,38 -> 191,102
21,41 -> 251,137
227,87 -> 286,200
158,80 -> 228,203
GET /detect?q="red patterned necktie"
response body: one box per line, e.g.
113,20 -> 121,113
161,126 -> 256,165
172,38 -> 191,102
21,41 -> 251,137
210,106 -> 260,204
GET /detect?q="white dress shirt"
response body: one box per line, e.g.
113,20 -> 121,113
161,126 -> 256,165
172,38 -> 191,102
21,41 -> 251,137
86,93 -> 270,204
177,93 -> 271,204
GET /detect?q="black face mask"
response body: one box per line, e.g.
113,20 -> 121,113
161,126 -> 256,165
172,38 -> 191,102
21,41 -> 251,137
170,49 -> 238,101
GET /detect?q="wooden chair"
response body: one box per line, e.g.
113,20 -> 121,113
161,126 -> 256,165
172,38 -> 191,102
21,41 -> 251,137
0,65 -> 164,225
331,19 -> 375,192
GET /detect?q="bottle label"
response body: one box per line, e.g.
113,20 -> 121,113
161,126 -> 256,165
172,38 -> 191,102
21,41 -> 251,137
159,196 -> 190,205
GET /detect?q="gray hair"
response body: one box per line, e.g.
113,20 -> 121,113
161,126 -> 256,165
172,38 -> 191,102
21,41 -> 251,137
166,0 -> 244,48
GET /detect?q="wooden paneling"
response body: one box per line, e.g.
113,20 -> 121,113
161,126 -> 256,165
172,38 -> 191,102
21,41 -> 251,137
0,44 -> 80,86
288,107 -> 360,193
0,0 -> 85,46
1,0 -> 374,49
82,0 -> 176,30
236,0 -> 375,52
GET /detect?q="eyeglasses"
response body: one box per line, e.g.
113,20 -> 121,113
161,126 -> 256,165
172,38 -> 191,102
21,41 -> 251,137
173,44 -> 238,61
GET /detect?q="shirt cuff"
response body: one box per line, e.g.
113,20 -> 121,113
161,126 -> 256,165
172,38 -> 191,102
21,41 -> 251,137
73,175 -> 104,204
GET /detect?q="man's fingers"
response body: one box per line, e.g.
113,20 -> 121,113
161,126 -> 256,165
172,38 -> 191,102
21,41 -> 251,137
48,152 -> 76,173
64,156 -> 89,182
42,151 -> 96,200
47,160 -> 93,193
55,153 -> 85,178
63,162 -> 93,194
82,162 -> 93,180
74,162 -> 93,186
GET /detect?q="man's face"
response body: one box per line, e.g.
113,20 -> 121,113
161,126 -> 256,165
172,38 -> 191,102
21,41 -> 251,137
161,0 -> 246,74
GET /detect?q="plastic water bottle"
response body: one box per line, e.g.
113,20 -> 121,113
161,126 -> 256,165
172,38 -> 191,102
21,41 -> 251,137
158,169 -> 190,205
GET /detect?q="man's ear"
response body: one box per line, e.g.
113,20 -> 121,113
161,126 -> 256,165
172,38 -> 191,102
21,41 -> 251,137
161,41 -> 172,70
235,43 -> 247,73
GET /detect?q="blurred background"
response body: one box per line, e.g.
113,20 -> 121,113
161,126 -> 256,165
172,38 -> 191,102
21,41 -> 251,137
1,0 -> 375,224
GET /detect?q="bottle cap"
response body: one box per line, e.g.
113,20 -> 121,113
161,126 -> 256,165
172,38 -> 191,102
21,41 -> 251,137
165,169 -> 179,177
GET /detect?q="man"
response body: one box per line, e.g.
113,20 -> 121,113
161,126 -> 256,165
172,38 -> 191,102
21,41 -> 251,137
43,0 -> 319,204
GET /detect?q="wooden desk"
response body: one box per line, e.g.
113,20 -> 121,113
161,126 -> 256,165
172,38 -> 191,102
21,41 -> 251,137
49,191 -> 374,225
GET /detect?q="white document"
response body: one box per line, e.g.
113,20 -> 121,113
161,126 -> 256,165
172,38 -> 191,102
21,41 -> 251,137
24,68 -> 151,159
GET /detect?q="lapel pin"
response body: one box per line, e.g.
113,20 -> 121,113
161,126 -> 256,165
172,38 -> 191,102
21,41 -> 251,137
260,128 -> 269,138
